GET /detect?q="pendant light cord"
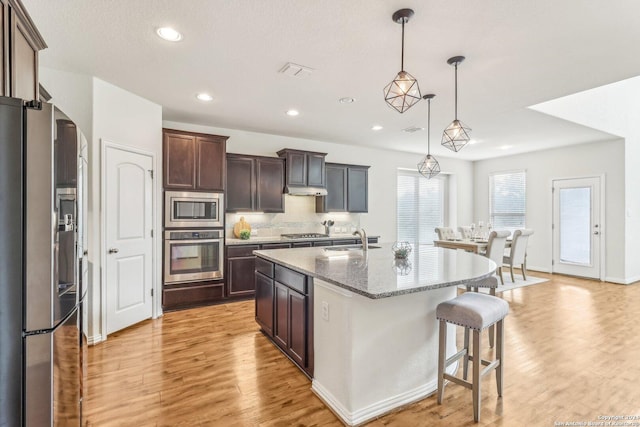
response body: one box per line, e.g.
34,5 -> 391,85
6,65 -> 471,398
400,21 -> 405,71
427,98 -> 431,154
454,62 -> 458,120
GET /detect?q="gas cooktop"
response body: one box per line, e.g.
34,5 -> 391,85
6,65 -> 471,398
280,233 -> 329,239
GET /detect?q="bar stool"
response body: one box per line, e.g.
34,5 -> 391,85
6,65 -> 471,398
436,291 -> 509,422
465,276 -> 499,348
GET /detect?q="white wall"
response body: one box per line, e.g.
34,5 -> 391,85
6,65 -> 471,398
532,76 -> 640,283
473,138 -> 626,281
163,121 -> 475,243
38,68 -> 162,343
92,79 -> 163,340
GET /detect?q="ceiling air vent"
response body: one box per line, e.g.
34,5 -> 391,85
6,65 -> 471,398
278,62 -> 314,78
402,126 -> 424,133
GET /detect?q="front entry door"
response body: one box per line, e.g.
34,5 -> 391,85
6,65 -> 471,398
552,177 -> 602,279
104,143 -> 154,335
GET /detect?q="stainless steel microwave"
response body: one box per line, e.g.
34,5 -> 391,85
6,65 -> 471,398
164,191 -> 224,228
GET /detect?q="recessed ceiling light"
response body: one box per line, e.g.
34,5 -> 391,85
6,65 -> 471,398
371,125 -> 383,131
156,27 -> 182,42
402,126 -> 424,133
339,97 -> 355,104
499,145 -> 512,150
285,109 -> 299,117
468,139 -> 481,145
196,93 -> 213,102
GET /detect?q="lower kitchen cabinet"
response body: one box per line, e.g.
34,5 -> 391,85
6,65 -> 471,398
226,245 -> 260,297
255,270 -> 274,336
274,282 -> 307,368
256,257 -> 313,377
162,280 -> 224,311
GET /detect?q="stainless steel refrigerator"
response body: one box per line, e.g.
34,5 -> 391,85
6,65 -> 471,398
0,96 -> 87,426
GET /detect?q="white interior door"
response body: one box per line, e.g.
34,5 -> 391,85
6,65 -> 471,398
552,177 -> 602,279
104,144 -> 153,335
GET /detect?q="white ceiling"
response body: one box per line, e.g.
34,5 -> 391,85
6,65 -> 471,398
23,0 -> 640,160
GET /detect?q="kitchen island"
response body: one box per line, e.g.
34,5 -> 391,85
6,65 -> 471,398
253,243 -> 496,426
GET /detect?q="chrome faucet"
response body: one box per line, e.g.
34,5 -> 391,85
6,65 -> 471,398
353,228 -> 368,251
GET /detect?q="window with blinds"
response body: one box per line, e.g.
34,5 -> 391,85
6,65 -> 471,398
397,170 -> 447,244
489,170 -> 526,233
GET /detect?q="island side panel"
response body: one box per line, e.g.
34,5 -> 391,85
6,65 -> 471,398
311,278 -> 458,426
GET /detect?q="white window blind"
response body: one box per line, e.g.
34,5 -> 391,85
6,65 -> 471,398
489,170 -> 526,233
397,170 -> 447,244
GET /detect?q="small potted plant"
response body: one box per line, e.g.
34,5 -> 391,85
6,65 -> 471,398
392,241 -> 412,259
239,229 -> 251,240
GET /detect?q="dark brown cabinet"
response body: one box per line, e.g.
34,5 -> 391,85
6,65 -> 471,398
316,163 -> 369,213
163,128 -> 227,191
255,266 -> 274,336
226,242 -> 291,298
226,245 -> 260,297
226,154 -> 284,213
277,149 -> 327,190
1,0 -> 46,100
259,262 -> 312,376
226,155 -> 254,211
162,280 -> 224,311
347,166 -> 369,212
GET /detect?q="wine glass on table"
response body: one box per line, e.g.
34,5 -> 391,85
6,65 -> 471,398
470,223 -> 476,240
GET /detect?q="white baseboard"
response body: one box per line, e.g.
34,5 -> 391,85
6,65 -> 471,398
311,363 -> 457,426
312,379 -> 436,426
524,265 -> 551,274
87,334 -> 104,346
605,275 -> 640,285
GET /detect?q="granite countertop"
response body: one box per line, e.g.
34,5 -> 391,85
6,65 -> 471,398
226,234 -> 380,245
253,243 -> 496,299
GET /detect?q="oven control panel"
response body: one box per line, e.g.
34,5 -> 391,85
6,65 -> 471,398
165,230 -> 222,240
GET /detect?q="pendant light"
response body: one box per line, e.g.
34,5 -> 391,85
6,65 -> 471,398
442,56 -> 471,152
418,94 -> 441,179
383,9 -> 421,113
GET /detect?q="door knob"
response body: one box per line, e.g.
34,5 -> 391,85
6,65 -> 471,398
108,248 -> 119,254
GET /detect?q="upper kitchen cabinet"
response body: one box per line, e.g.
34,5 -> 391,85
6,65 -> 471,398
163,128 -> 227,191
277,149 -> 327,192
316,163 -> 370,213
1,0 -> 47,100
226,154 -> 284,213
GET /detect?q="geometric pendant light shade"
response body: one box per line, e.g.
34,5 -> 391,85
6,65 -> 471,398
442,56 -> 471,152
418,94 -> 441,179
383,9 -> 421,113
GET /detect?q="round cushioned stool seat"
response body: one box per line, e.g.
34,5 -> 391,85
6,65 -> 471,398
436,292 -> 509,331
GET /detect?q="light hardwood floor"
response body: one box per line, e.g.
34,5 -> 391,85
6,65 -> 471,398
85,273 -> 640,426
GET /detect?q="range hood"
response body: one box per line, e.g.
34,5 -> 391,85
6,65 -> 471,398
284,186 -> 328,196
277,148 -> 328,197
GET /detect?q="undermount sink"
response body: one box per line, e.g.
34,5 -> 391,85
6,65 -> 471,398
324,245 -> 381,251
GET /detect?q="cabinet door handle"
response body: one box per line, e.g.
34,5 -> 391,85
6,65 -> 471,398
108,248 -> 119,254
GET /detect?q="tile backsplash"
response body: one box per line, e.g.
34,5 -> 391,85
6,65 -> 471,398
225,195 -> 360,238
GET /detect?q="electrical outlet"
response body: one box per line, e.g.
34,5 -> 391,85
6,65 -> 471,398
251,229 -> 257,235
321,301 -> 330,321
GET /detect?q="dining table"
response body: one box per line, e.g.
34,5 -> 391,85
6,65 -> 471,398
433,238 -> 512,254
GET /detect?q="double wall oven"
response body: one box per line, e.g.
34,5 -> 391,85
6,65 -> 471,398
164,191 -> 224,284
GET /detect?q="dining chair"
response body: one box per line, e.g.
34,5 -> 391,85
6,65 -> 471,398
503,229 -> 534,282
485,230 -> 510,285
458,226 -> 473,239
434,227 -> 456,240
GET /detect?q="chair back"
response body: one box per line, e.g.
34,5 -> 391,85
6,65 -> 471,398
509,229 -> 534,264
485,230 -> 510,265
435,227 -> 456,240
458,226 -> 473,239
